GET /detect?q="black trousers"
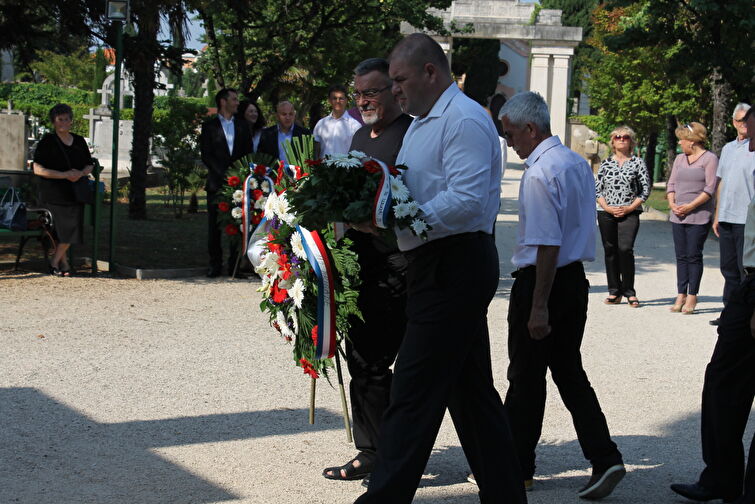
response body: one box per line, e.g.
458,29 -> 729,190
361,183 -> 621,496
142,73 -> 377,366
698,273 -> 755,502
346,246 -> 407,464
672,222 -> 711,295
355,233 -> 526,504
206,190 -> 237,271
597,210 -> 640,297
718,222 -> 746,306
504,262 -> 622,479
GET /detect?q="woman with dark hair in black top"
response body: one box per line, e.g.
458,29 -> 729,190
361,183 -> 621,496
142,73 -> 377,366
32,103 -> 94,276
237,100 -> 266,152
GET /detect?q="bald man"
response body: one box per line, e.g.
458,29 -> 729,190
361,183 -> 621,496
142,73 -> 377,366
352,34 -> 525,504
257,101 -> 311,163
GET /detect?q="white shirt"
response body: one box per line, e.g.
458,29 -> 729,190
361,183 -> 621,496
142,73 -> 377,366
743,195 -> 755,268
313,112 -> 361,156
512,135 -> 596,268
395,83 -> 502,251
218,114 -> 235,155
716,137 -> 755,224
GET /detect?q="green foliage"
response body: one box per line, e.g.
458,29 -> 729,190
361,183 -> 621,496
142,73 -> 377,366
92,48 -> 107,106
282,135 -> 315,168
451,39 -> 502,106
151,96 -> 210,217
0,82 -> 91,105
29,47 -> 95,90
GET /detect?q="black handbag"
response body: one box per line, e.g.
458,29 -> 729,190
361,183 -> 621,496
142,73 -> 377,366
0,187 -> 28,231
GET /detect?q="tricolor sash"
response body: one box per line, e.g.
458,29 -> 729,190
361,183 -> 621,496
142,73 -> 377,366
242,167 -> 276,253
371,159 -> 392,229
297,226 -> 337,360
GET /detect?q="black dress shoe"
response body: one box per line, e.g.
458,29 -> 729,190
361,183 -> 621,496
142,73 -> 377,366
670,482 -> 729,502
709,317 -> 721,326
206,266 -> 222,278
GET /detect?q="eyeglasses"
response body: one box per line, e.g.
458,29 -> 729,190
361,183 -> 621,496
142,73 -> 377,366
613,135 -> 631,141
352,85 -> 391,101
734,117 -> 746,123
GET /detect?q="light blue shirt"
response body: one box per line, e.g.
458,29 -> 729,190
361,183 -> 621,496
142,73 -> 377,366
277,126 -> 294,163
395,83 -> 502,251
512,135 -> 596,268
716,137 -> 755,224
218,114 -> 235,155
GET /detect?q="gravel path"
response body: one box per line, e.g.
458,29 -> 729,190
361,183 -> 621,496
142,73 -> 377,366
2,164 -> 753,504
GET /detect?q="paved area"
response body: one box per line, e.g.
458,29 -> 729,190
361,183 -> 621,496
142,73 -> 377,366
2,163 -> 754,503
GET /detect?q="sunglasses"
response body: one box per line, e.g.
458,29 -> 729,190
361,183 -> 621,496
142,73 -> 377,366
613,135 -> 631,141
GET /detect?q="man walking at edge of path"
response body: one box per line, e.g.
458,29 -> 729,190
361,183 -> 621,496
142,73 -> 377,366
499,91 -> 626,500
321,57 -> 413,482
352,33 -> 526,504
671,103 -> 755,504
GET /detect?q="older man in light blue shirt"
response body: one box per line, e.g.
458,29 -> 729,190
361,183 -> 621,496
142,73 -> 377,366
710,103 -> 754,325
354,33 -> 525,504
500,91 -> 625,500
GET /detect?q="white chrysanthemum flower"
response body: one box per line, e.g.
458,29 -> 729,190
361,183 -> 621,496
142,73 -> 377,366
232,190 -> 244,203
290,312 -> 299,334
393,202 -> 410,219
249,178 -> 259,189
231,207 -> 243,219
410,218 -> 428,236
329,153 -> 362,169
289,278 -> 306,309
275,193 -> 291,216
264,192 -> 278,217
254,197 -> 266,210
276,310 -> 295,339
390,176 -> 410,202
406,201 -> 419,217
261,180 -> 271,192
290,231 -> 307,259
349,150 -> 367,159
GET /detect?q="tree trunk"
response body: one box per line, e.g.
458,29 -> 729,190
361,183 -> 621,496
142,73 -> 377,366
643,131 -> 657,184
665,115 -> 676,181
129,62 -> 154,219
710,67 -> 733,157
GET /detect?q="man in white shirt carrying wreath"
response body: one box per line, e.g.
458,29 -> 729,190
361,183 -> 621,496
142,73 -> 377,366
353,33 -> 525,504
499,91 -> 625,500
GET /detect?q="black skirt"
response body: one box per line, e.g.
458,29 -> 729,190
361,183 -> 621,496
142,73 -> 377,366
44,202 -> 84,245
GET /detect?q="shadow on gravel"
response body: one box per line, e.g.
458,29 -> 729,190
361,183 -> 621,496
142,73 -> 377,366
0,387 -> 341,503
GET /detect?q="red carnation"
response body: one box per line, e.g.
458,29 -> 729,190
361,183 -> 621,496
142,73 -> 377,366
218,201 -> 230,212
251,213 -> 263,225
252,189 -> 263,200
299,358 -> 319,379
224,223 -> 239,236
363,160 -> 381,174
271,281 -> 288,303
227,175 -> 241,187
254,165 -> 267,176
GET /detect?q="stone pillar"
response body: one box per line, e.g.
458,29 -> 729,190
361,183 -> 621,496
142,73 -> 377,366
529,52 -> 550,101
551,54 -> 571,141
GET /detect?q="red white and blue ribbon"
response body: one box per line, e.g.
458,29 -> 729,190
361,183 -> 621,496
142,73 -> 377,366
283,164 -> 304,181
371,159 -> 393,229
242,167 -> 276,253
297,225 -> 337,360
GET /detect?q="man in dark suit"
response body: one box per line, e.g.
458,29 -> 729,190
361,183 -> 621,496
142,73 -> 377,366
200,88 -> 252,278
257,101 -> 311,163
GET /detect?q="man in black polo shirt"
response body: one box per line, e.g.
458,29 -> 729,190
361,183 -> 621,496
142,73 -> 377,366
321,57 -> 412,482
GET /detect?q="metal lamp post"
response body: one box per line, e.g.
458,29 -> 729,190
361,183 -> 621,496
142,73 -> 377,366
106,0 -> 129,272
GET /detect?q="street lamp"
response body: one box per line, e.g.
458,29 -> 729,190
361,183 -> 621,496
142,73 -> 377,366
106,0 -> 129,272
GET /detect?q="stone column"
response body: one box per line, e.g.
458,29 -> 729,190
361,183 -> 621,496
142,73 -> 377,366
551,53 -> 571,141
529,52 -> 551,102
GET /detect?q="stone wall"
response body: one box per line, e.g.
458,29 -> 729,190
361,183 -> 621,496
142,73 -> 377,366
0,113 -> 28,171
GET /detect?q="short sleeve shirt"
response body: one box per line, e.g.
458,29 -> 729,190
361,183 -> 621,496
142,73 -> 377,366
33,133 -> 93,204
313,113 -> 362,157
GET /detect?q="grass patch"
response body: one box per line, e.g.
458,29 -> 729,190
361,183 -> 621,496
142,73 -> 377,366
645,187 -> 669,213
1,187 -> 220,270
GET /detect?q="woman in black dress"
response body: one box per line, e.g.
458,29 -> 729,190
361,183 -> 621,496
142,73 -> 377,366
32,103 -> 94,276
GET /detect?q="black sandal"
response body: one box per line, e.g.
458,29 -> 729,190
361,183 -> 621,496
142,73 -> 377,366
603,295 -> 622,305
627,297 -> 640,308
322,457 -> 372,481
49,265 -> 64,277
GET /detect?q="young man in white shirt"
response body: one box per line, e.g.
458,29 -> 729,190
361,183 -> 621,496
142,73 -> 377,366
500,91 -> 625,500
313,84 -> 362,157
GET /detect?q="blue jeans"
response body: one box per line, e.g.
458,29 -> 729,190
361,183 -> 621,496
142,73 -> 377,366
672,222 -> 711,295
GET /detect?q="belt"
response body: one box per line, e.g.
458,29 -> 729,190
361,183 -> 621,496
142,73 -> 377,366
403,231 -> 489,262
512,261 -> 582,278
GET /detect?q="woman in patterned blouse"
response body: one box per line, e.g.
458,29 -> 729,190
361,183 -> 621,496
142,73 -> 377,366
666,122 -> 718,314
595,126 -> 651,307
